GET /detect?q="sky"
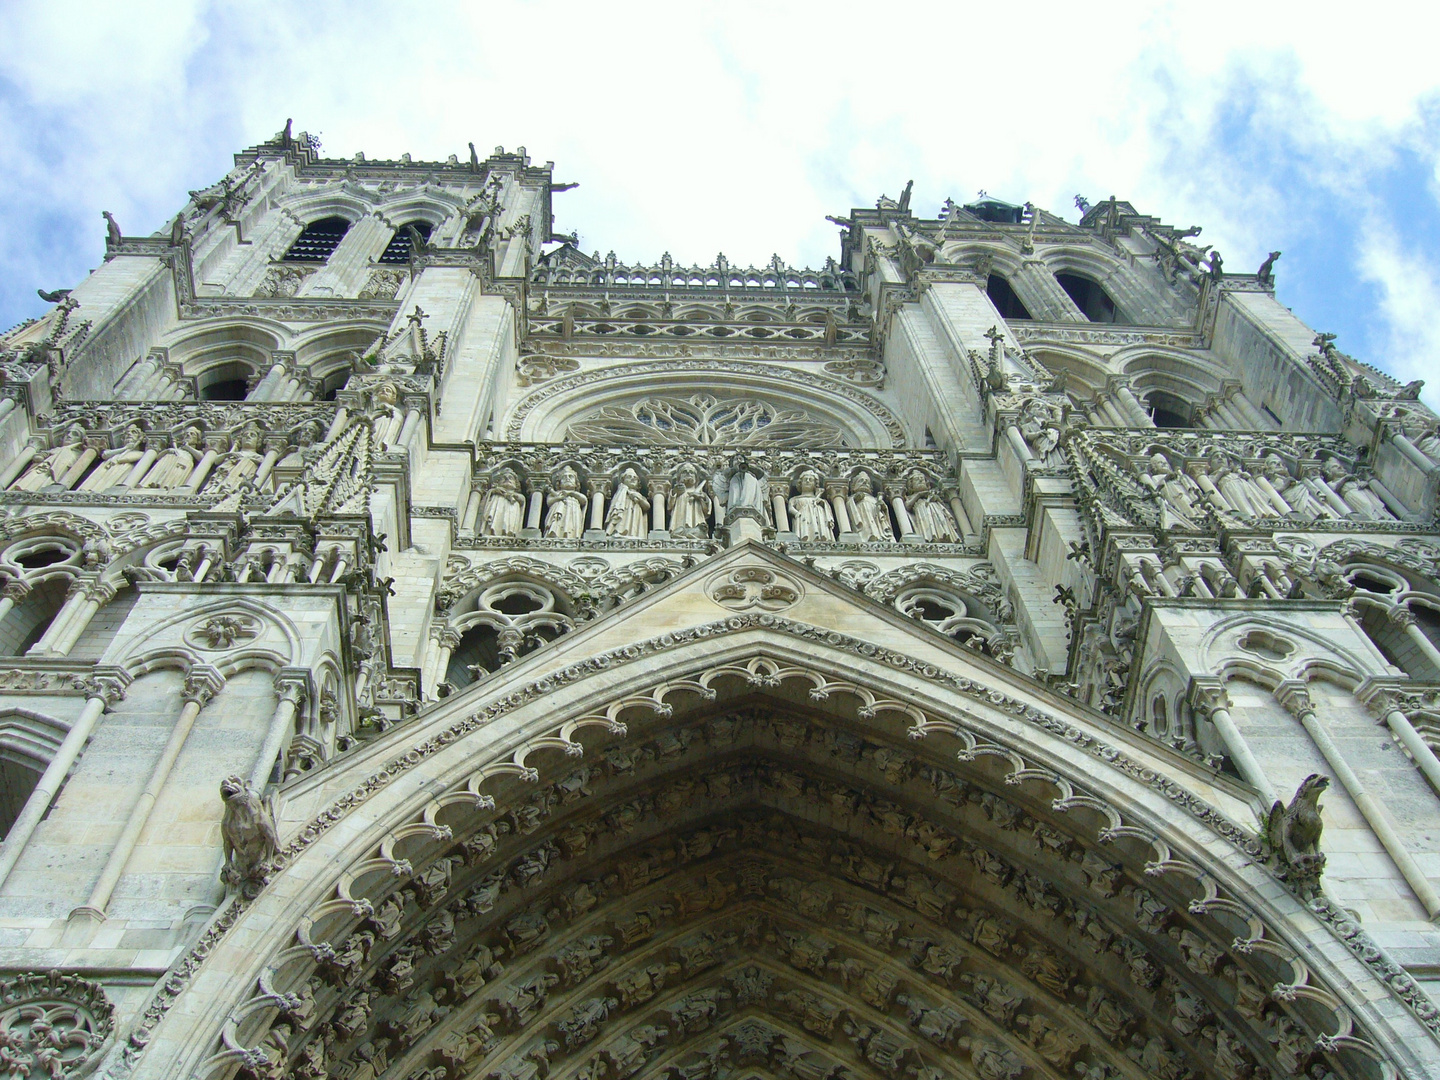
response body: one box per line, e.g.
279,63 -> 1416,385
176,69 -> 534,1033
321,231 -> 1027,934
1,1 -> 1437,408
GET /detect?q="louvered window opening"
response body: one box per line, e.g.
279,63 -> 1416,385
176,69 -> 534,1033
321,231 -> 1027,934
283,217 -> 351,262
377,221 -> 432,264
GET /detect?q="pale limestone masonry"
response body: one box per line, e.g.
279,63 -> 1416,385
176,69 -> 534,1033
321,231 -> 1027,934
0,128 -> 1436,1080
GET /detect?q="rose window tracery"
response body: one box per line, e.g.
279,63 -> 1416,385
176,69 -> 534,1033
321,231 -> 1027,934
566,395 -> 846,449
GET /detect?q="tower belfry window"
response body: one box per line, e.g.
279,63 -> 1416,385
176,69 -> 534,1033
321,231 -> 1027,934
985,274 -> 1032,320
282,216 -> 351,262
1055,272 -> 1126,324
377,221 -> 432,264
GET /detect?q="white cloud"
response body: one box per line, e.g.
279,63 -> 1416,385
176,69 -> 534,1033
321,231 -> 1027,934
1,0 -> 1438,400
1357,227 -> 1440,407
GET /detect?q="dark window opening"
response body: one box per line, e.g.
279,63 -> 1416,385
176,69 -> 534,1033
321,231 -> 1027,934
1349,572 -> 1396,594
283,216 -> 351,263
986,275 -> 1032,321
1056,272 -> 1126,324
201,378 -> 248,401
318,370 -> 350,402
1262,404 -> 1283,427
14,548 -> 69,571
447,626 -> 503,689
377,221 -> 432,265
0,758 -> 40,840
1146,391 -> 1192,429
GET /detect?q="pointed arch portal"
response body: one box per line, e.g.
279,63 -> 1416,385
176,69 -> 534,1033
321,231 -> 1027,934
128,552 -> 1438,1080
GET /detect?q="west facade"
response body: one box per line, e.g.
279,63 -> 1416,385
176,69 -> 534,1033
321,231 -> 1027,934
0,125 -> 1436,1080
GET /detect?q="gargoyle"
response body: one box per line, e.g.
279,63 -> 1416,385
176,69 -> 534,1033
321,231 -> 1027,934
221,774 -> 279,896
1264,773 -> 1329,898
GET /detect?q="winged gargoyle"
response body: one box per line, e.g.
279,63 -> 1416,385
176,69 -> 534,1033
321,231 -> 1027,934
1264,773 -> 1329,898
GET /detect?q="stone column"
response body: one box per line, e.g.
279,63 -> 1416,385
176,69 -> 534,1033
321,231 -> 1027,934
249,362 -> 287,401
771,489 -> 791,534
1190,684 -> 1278,810
1278,682 -> 1440,920
1365,691 -> 1440,798
47,581 -> 116,655
649,479 -> 671,537
0,578 -> 31,630
182,444 -> 224,492
119,447 -> 160,488
249,673 -> 308,791
523,483 -> 546,537
73,666 -> 223,920
57,444 -> 100,489
460,489 -> 484,536
1391,607 -> 1440,674
0,444 -> 39,489
585,480 -> 609,537
27,579 -> 91,657
0,672 -> 128,891
888,483 -> 916,539
826,482 -> 852,538
425,627 -> 462,696
1109,380 -> 1154,427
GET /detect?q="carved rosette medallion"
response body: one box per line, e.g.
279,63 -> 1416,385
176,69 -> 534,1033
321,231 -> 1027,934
706,566 -> 802,612
0,970 -> 114,1078
185,613 -> 262,651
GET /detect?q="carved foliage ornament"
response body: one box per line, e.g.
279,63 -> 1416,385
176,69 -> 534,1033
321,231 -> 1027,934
567,394 -> 846,449
185,613 -> 262,651
0,970 -> 114,1078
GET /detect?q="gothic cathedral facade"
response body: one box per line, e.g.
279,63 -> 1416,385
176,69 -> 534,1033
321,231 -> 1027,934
0,126 -> 1437,1080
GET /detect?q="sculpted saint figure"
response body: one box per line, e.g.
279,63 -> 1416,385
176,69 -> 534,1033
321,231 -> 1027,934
543,466 -> 588,539
1204,449 -> 1265,517
1137,452 -> 1201,529
605,468 -> 650,538
846,471 -> 893,541
1259,454 -> 1323,519
1018,399 -> 1065,467
668,463 -> 713,538
788,469 -> 835,541
211,427 -> 267,492
139,426 -> 204,489
13,425 -> 87,491
1320,457 -> 1393,520
903,471 -> 960,542
479,468 -> 526,538
713,451 -> 772,525
80,425 -> 147,490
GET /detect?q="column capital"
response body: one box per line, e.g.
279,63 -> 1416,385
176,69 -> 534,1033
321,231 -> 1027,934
1186,678 -> 1230,718
182,664 -> 226,707
274,667 -> 312,705
1,578 -> 32,602
1274,680 -> 1315,719
87,666 -> 132,707
1386,605 -> 1417,629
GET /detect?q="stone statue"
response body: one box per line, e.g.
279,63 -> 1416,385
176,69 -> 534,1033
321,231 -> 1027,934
788,470 -> 834,541
1264,773 -> 1328,898
543,466 -> 588,539
1137,452 -> 1201,530
479,469 -> 526,538
1259,454 -> 1323,519
138,426 -> 204,489
79,425 -> 146,491
846,471 -> 893,542
1319,458 -> 1393,520
12,425 -> 87,491
1257,250 -> 1281,286
903,471 -> 960,542
220,775 -> 279,894
713,452 -> 771,526
1203,449 -> 1264,518
605,468 -> 650,538
277,422 -> 323,470
668,463 -> 713,539
210,427 -> 267,492
1018,399 -> 1064,468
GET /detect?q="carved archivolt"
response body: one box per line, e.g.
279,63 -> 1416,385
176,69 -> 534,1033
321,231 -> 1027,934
126,624 -> 1434,1080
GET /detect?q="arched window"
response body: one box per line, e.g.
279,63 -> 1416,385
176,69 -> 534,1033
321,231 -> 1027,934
1055,272 -> 1126,324
377,221 -> 432,265
197,362 -> 252,401
283,216 -> 351,263
985,275 -> 1032,321
1146,390 -> 1193,429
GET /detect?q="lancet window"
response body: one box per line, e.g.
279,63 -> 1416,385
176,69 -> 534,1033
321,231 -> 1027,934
1055,272 -> 1126,324
985,274 -> 1032,321
282,215 -> 352,262
377,221 -> 432,264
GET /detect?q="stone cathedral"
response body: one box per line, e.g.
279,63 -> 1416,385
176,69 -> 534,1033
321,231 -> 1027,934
1,125 -> 1440,1080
